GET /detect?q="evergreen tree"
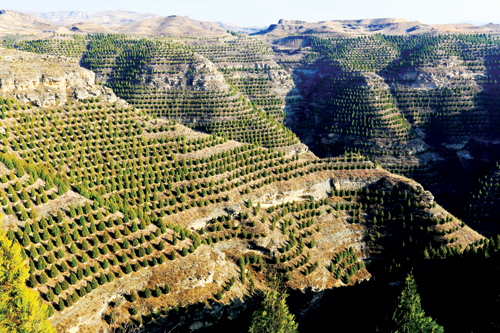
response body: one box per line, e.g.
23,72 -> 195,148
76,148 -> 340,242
53,283 -> 62,296
91,277 -> 98,290
144,287 -> 151,299
391,273 -> 444,333
99,273 -> 108,285
58,298 -> 65,311
248,274 -> 298,333
21,231 -> 31,247
159,253 -> 167,264
28,273 -> 38,288
130,290 -> 138,302
49,264 -> 59,278
45,288 -> 55,302
65,295 -> 73,308
38,272 -> 49,285
154,285 -> 162,297
70,273 -> 78,285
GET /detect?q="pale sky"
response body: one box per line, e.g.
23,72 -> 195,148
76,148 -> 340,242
10,0 -> 500,27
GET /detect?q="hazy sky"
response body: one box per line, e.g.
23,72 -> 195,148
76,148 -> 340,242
11,0 -> 500,27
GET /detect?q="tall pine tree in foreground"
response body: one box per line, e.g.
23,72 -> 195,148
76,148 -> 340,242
392,273 -> 444,333
248,274 -> 298,333
0,215 -> 55,333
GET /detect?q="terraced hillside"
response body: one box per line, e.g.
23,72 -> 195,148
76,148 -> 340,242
458,161 -> 500,235
270,33 -> 500,233
1,34 -> 299,150
1,31 -> 500,332
0,45 -> 489,333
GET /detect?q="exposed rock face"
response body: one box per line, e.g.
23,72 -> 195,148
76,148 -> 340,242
397,58 -> 482,90
0,48 -> 119,107
142,55 -> 230,92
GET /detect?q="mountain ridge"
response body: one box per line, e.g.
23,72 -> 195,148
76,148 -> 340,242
255,17 -> 500,35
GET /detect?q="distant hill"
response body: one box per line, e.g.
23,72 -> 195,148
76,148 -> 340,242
255,17 -> 500,36
3,10 -> 500,37
20,9 -> 159,26
483,23 -> 500,31
0,9 -> 54,28
115,15 -> 229,36
20,10 -> 94,23
215,21 -> 265,34
66,22 -> 118,34
0,10 -> 225,37
0,9 -> 55,35
453,20 -> 500,26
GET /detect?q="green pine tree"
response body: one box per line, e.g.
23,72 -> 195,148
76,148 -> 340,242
58,298 -> 65,311
248,274 -> 298,333
45,288 -> 55,302
28,273 -> 38,288
130,290 -> 138,302
144,287 -> 151,299
391,273 -> 444,333
154,285 -> 162,297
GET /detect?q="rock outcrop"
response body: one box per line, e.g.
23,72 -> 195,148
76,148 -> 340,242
0,47 -> 119,107
397,59 -> 482,90
143,55 -> 230,92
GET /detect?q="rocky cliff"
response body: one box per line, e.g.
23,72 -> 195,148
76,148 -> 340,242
0,48 -> 119,107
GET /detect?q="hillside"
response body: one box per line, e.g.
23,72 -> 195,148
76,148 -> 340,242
0,9 -> 55,35
1,25 -> 500,333
265,33 -> 500,234
484,23 -> 500,32
65,22 -> 117,34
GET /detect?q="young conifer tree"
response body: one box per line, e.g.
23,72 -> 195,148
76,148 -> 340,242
248,274 -> 298,333
391,273 -> 444,333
